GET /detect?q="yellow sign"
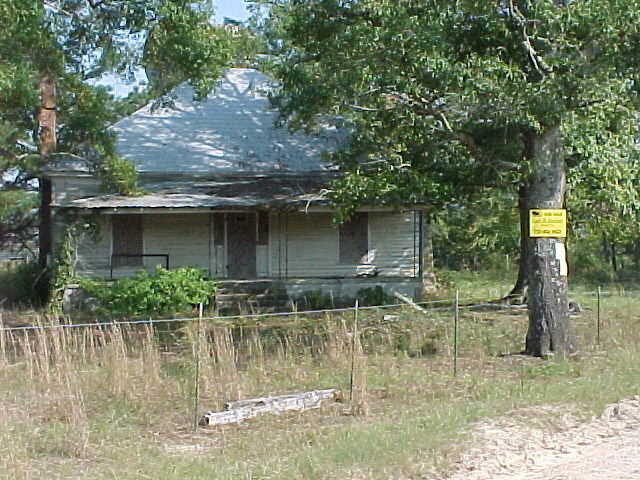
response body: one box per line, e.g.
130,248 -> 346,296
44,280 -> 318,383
529,209 -> 567,237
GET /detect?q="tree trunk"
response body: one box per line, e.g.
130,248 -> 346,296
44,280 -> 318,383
610,241 -> 618,272
508,184 -> 533,301
522,127 -> 576,357
38,72 -> 56,267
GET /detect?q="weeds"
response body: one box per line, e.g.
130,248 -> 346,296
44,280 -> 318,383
0,286 -> 638,479
0,261 -> 48,308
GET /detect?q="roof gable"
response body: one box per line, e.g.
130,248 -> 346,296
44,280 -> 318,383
113,68 -> 345,175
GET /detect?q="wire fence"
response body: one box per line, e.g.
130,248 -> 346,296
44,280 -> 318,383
0,297 -> 457,333
0,287 -> 634,368
0,286 -> 636,334
0,286 -> 637,430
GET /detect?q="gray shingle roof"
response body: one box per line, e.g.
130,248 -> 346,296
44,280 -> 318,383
113,68 -> 346,175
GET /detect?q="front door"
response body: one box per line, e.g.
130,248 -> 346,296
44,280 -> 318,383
226,213 -> 257,278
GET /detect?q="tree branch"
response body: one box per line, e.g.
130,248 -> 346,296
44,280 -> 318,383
0,147 -> 32,162
349,105 -> 385,112
87,0 -> 107,8
508,1 -> 552,78
385,91 -> 521,172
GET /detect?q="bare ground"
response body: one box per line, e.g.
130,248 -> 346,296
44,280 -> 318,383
440,397 -> 640,480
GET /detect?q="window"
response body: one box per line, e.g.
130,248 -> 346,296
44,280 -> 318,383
339,213 -> 368,264
112,214 -> 143,267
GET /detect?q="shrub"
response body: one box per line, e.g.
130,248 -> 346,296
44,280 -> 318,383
355,286 -> 392,306
0,261 -> 49,308
95,154 -> 143,196
81,266 -> 216,317
299,289 -> 330,310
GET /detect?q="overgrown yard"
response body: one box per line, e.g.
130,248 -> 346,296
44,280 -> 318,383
0,283 -> 638,479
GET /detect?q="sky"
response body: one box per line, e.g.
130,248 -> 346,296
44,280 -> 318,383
215,0 -> 251,22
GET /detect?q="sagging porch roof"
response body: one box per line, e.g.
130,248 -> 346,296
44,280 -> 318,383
54,175 -> 333,211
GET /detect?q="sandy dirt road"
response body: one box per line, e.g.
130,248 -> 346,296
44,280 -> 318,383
442,397 -> 640,480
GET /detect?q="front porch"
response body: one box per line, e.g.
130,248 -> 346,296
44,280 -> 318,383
215,276 -> 424,313
72,208 -> 428,284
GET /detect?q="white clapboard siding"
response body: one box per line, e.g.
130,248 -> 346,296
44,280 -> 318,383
52,177 -> 102,204
257,245 -> 269,277
144,213 -> 210,271
75,215 -> 112,278
369,212 -> 418,276
268,211 -> 417,277
269,212 -> 340,277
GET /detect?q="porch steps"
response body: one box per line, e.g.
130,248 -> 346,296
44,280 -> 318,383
215,280 -> 290,314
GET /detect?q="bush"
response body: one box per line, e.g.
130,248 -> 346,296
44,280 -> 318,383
298,289 -> 330,310
0,261 -> 49,308
81,266 -> 216,317
355,286 -> 392,306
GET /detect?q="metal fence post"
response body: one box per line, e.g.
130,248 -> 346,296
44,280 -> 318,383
349,300 -> 359,401
453,290 -> 459,376
193,302 -> 203,430
596,286 -> 601,348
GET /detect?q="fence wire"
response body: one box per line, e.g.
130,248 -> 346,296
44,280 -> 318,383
0,288 -> 636,334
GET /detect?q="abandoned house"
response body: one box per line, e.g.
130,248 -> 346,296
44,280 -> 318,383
42,68 -> 434,309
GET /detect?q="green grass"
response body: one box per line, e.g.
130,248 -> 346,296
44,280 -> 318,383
0,278 -> 639,479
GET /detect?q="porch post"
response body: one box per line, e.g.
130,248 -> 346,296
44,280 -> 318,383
277,212 -> 282,279
421,210 -> 437,295
285,212 -> 289,279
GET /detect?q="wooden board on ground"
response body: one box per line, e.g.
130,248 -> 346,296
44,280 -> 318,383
200,389 -> 342,427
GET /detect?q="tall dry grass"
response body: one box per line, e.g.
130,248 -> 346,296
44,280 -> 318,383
0,290 -> 638,479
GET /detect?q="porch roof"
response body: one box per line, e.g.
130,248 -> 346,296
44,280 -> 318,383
53,176 -> 332,211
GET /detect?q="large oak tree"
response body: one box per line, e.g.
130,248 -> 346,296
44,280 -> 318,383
259,0 -> 640,356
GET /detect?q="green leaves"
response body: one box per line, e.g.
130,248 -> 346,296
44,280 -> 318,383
143,1 -> 236,98
94,154 -> 142,196
82,266 -> 217,318
0,0 -> 260,256
262,0 -> 639,245
0,189 -> 38,249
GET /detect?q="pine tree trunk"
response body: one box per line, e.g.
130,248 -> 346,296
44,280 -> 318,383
38,72 -> 56,267
522,127 -> 576,357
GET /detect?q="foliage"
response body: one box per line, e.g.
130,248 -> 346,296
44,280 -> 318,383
297,289 -> 330,310
434,190 -> 520,270
143,3 -> 236,98
569,231 -> 640,285
81,266 -> 217,318
0,261 -> 48,307
94,154 -> 143,196
0,188 -> 38,252
355,286 -> 392,307
48,215 -> 101,312
258,0 -> 640,354
0,0 -> 255,253
260,0 -> 640,254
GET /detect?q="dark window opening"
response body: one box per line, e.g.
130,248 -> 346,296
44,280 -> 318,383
112,214 -> 143,267
257,211 -> 269,245
339,212 -> 368,264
